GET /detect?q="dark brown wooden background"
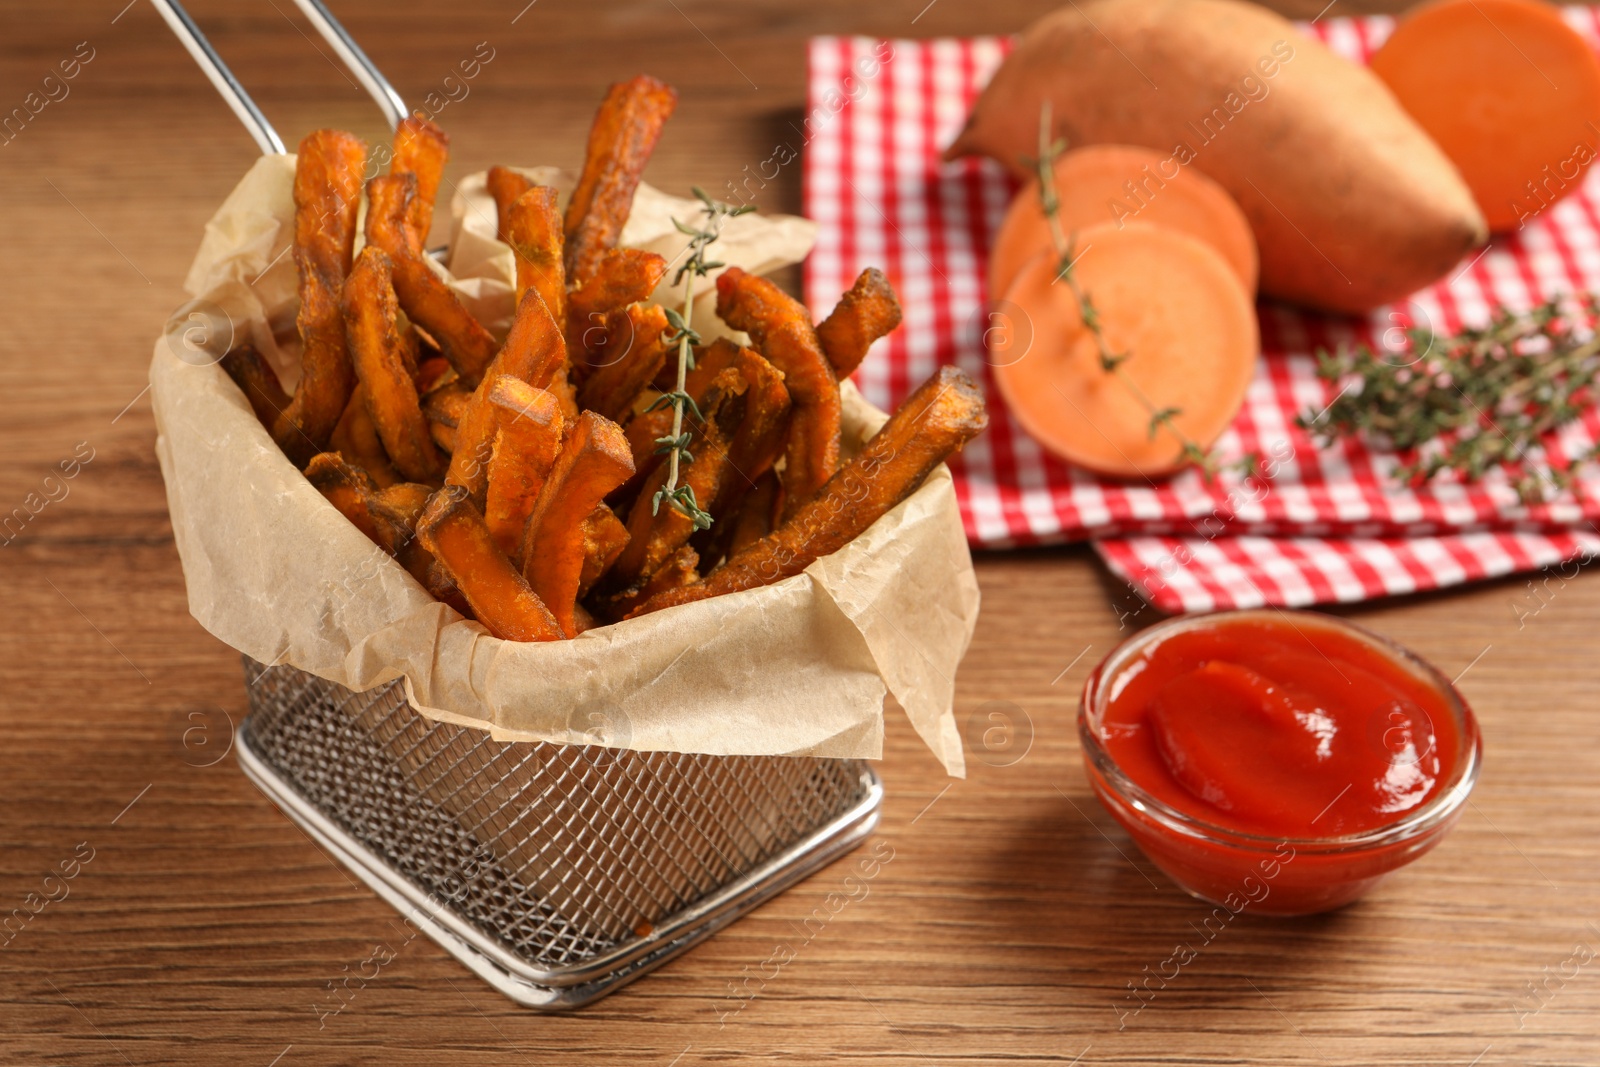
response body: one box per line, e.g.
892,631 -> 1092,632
2,1 -> 1598,1064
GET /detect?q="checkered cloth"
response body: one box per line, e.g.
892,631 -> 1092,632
802,11 -> 1600,611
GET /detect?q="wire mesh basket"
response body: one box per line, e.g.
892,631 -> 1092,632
235,657 -> 882,1008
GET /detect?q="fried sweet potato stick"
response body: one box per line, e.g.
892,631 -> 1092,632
564,75 -> 678,283
415,355 -> 455,395
305,452 -> 391,546
520,411 -> 635,636
611,371 -> 743,588
565,248 -> 667,365
445,287 -> 568,502
484,378 -> 565,560
633,365 -> 988,616
599,543 -> 699,621
271,130 -> 367,465
330,386 -> 402,489
366,173 -> 498,384
417,485 -> 563,642
578,303 -> 670,422
506,186 -> 566,327
707,347 -> 791,523
221,344 -> 290,429
344,247 -> 444,483
715,267 -> 841,518
368,482 -> 463,609
727,470 -> 779,556
815,267 -> 902,377
390,116 -> 450,246
577,504 -> 630,598
422,381 -> 472,453
487,166 -> 535,242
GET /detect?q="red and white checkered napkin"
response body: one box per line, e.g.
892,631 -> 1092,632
802,13 -> 1600,612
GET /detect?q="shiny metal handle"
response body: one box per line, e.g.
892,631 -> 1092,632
149,0 -> 287,156
289,0 -> 410,130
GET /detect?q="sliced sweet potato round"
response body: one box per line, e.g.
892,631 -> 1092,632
989,144 -> 1259,305
989,221 -> 1257,479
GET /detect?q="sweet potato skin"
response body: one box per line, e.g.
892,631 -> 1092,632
946,0 -> 1486,313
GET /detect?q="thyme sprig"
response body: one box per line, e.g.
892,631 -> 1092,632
1298,295 -> 1600,503
1030,104 -> 1246,479
647,186 -> 755,528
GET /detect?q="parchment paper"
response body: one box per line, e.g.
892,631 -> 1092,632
152,154 -> 979,776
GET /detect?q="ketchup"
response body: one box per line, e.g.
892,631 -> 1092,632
1100,614 -> 1459,837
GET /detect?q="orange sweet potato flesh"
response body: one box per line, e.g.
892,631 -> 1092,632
816,268 -> 904,377
566,248 -> 668,364
344,247 -> 444,483
417,484 -> 564,642
564,75 -> 678,283
330,385 -> 402,489
520,411 -> 635,636
578,303 -> 670,423
1369,0 -> 1600,232
487,166 -> 535,242
390,116 -> 450,246
989,144 -> 1259,302
484,378 -> 565,560
506,186 -> 567,328
272,130 -> 367,466
446,287 -> 568,502
716,267 -> 841,518
366,173 -> 498,384
990,223 -> 1257,478
633,365 -> 988,616
945,0 -> 1486,314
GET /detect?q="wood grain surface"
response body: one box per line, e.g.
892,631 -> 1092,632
2,1 -> 1598,1064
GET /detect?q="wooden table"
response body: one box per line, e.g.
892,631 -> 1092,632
3,1 -> 1597,1063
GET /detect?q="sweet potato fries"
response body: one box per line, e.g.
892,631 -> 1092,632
222,80 -> 984,643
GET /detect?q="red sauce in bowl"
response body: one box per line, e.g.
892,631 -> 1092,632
1080,610 -> 1480,915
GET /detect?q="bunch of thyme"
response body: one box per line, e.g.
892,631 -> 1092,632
1298,295 -> 1600,502
648,187 -> 755,527
1030,104 -> 1248,479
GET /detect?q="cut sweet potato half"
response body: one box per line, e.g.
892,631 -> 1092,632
989,144 -> 1258,305
1370,0 -> 1600,232
989,222 -> 1257,479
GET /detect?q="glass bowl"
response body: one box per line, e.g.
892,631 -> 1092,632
1078,609 -> 1482,916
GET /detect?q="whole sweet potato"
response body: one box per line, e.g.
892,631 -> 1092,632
946,0 -> 1487,314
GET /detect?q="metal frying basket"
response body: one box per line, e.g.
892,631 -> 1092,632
155,0 -> 886,1007
235,658 -> 881,1008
